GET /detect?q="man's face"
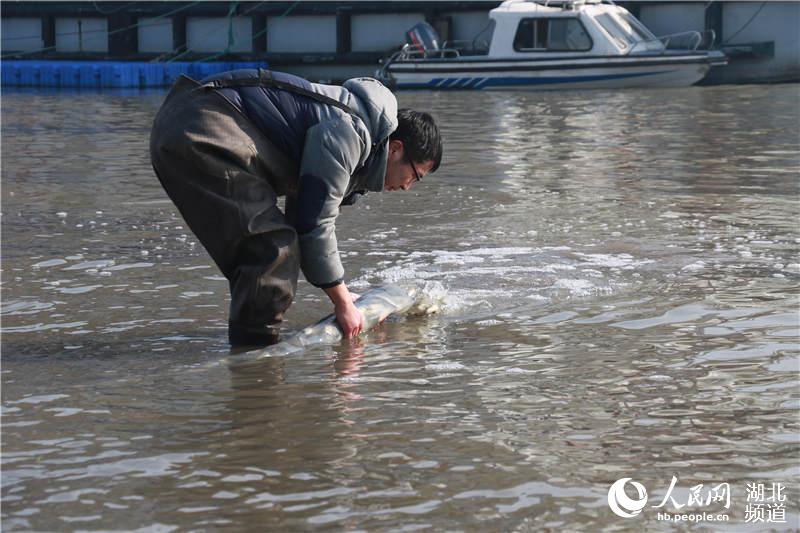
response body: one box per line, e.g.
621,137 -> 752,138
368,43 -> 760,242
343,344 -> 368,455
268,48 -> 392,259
383,140 -> 435,192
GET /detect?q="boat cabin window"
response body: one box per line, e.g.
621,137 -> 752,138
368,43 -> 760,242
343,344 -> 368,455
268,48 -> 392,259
513,18 -> 592,52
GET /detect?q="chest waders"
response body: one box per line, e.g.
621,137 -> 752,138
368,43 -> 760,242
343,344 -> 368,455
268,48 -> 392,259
150,71 -> 364,347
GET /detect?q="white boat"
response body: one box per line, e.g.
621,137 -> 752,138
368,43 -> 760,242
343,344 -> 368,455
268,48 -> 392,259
376,0 -> 727,91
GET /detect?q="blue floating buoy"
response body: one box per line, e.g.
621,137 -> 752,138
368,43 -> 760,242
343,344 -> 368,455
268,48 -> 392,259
60,63 -> 80,87
1,60 -> 270,88
41,63 -> 60,86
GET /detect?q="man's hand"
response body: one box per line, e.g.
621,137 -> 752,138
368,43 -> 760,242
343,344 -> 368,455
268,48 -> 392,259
324,283 -> 365,339
335,301 -> 364,338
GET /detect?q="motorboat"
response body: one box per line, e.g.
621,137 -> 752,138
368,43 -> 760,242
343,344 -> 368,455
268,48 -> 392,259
376,0 -> 727,90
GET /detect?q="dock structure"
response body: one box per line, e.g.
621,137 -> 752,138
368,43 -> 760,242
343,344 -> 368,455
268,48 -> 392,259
1,1 -> 797,87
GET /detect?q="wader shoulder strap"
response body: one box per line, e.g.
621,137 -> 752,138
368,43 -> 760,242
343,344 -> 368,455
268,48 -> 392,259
198,68 -> 358,117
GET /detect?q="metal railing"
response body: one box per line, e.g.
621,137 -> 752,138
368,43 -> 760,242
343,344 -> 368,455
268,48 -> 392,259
397,43 -> 462,59
442,39 -> 492,54
627,29 -> 717,55
375,43 -> 458,82
375,39 -> 494,82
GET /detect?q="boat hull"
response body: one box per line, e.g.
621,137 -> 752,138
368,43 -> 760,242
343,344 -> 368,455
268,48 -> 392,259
386,55 -> 721,90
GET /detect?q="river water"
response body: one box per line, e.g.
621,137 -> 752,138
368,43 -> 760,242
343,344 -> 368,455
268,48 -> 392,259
2,84 -> 798,531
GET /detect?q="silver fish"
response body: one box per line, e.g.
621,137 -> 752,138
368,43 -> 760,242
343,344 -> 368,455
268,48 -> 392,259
227,284 -> 427,366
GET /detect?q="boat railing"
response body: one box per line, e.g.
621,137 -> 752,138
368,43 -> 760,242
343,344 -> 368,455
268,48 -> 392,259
376,37 -> 490,83
540,0 -> 616,7
630,30 -> 716,54
376,43 -> 462,83
442,39 -> 492,54
397,43 -> 462,60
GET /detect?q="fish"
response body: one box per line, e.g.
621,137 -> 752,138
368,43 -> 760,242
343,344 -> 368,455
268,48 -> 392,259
226,283 -> 434,367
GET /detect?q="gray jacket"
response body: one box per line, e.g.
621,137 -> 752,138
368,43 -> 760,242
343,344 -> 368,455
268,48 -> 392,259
294,77 -> 398,287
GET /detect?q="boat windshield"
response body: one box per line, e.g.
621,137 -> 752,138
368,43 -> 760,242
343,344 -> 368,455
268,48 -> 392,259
616,12 -> 657,42
595,13 -> 636,48
472,19 -> 495,52
595,13 -> 655,48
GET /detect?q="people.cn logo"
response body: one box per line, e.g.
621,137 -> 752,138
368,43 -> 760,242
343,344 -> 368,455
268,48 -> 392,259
608,478 -> 649,518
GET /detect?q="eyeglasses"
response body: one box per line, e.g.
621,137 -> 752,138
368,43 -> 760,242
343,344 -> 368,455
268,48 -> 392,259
405,151 -> 422,182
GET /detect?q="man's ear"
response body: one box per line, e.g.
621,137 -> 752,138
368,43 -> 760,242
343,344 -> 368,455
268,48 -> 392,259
388,139 -> 404,156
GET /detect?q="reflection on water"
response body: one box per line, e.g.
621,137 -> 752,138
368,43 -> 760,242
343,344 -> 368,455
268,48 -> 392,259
2,85 -> 799,531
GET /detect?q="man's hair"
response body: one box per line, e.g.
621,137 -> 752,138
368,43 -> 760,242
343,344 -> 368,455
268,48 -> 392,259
390,109 -> 443,173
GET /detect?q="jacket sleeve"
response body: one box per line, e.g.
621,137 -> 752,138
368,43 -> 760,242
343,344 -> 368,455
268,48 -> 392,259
295,117 -> 369,287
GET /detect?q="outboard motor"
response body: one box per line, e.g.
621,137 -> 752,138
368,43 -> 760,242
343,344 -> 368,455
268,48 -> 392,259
405,22 -> 441,55
376,21 -> 443,85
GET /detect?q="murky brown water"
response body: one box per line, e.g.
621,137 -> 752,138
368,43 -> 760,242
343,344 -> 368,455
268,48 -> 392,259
2,84 -> 799,531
